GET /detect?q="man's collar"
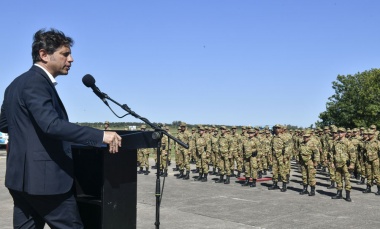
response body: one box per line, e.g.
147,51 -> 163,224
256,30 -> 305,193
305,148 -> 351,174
34,64 -> 58,86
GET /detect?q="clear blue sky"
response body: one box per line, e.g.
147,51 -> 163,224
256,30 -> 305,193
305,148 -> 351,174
1,0 -> 379,128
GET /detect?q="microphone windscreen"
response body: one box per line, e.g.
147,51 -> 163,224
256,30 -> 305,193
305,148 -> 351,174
82,74 -> 95,88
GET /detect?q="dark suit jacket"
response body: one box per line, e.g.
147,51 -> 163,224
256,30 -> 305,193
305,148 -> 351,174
0,65 -> 104,195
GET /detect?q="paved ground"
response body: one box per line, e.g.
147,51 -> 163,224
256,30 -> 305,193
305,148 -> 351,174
1,148 -> 380,229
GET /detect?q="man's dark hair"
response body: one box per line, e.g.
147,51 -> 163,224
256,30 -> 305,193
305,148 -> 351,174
32,28 -> 74,63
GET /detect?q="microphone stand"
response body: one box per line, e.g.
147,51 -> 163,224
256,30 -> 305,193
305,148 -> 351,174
101,92 -> 188,229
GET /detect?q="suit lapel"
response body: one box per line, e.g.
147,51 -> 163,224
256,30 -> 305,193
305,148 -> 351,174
30,66 -> 69,120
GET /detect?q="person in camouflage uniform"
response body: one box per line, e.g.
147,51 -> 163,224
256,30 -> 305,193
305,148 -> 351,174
259,130 -> 270,176
195,126 -> 211,182
215,126 -> 231,184
360,130 -> 370,186
268,124 -> 288,192
362,129 -> 380,195
298,130 -> 320,196
137,125 -> 150,175
350,128 -> 363,181
176,122 -> 191,180
159,128 -> 170,177
210,128 -> 220,175
229,126 -> 241,177
326,126 -> 338,189
331,127 -> 356,202
189,127 -> 198,172
173,126 -> 182,172
282,126 -> 294,183
241,127 -> 261,187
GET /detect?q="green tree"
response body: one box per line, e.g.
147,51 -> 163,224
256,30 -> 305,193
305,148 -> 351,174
318,68 -> 380,128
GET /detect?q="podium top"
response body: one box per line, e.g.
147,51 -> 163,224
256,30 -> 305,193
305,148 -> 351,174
73,130 -> 158,150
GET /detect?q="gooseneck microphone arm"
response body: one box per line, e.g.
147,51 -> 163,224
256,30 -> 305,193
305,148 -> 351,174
82,74 -> 188,229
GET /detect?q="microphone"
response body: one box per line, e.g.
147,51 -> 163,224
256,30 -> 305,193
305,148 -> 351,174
82,74 -> 109,106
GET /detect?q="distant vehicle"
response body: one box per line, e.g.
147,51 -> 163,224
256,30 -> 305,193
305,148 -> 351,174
0,132 -> 9,148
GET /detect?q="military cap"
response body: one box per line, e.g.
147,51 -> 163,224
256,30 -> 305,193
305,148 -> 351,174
368,129 -> 375,135
331,127 -> 338,133
360,127 -> 365,131
165,126 -> 170,130
254,126 -> 260,130
242,126 -> 246,130
347,129 -> 352,133
205,126 -> 209,130
198,125 -> 205,131
140,124 -> 146,129
352,128 -> 359,132
220,126 -> 226,130
265,130 -> 271,134
273,124 -> 282,128
105,121 -> 110,124
247,128 -> 255,133
303,130 -> 312,137
191,127 -> 196,131
180,122 -> 187,127
337,127 -> 346,132
264,125 -> 269,130
370,124 -> 377,129
231,126 -> 236,129
324,126 -> 329,130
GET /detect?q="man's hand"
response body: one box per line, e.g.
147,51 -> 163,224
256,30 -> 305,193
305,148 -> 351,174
103,131 -> 122,153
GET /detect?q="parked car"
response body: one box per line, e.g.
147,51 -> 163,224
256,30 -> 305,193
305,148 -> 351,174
0,131 -> 9,148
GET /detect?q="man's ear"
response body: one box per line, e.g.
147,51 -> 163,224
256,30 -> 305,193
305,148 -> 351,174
39,49 -> 49,63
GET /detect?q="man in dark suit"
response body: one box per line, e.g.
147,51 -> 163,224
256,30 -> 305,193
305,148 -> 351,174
0,29 -> 122,229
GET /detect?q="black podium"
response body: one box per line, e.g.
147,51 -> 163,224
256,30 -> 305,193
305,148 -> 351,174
72,131 -> 158,229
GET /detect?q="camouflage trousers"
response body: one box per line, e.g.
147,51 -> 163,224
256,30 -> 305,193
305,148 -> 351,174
244,156 -> 258,179
272,155 -> 287,182
218,153 -> 231,175
178,149 -> 190,172
366,158 -> 380,186
357,156 -> 366,176
229,151 -> 242,172
140,153 -> 150,170
199,152 -> 210,174
258,154 -> 268,172
137,151 -> 144,166
335,164 -> 351,191
210,150 -> 219,169
328,161 -> 336,182
301,159 -> 317,186
160,150 -> 169,170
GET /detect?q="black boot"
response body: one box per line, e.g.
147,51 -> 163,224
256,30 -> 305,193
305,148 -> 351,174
224,176 -> 230,184
230,171 -> 235,177
358,177 -> 365,185
177,170 -> 184,179
332,190 -> 343,199
236,171 -> 241,178
250,179 -> 257,187
242,177 -> 250,186
160,170 -> 168,177
201,174 -> 208,182
345,190 -> 352,202
215,175 -> 224,183
211,167 -> 217,175
327,181 -> 335,189
183,171 -> 190,180
300,185 -> 309,195
196,173 -> 203,181
321,167 -> 326,173
137,167 -> 144,174
263,170 -> 267,175
144,169 -> 149,175
193,168 -> 199,174
280,182 -> 287,192
363,184 -> 372,193
286,174 -> 290,184
309,186 -> 315,196
258,171 -> 262,179
268,181 -> 279,190
375,186 -> 380,195
151,164 -> 157,169
173,165 -> 179,171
